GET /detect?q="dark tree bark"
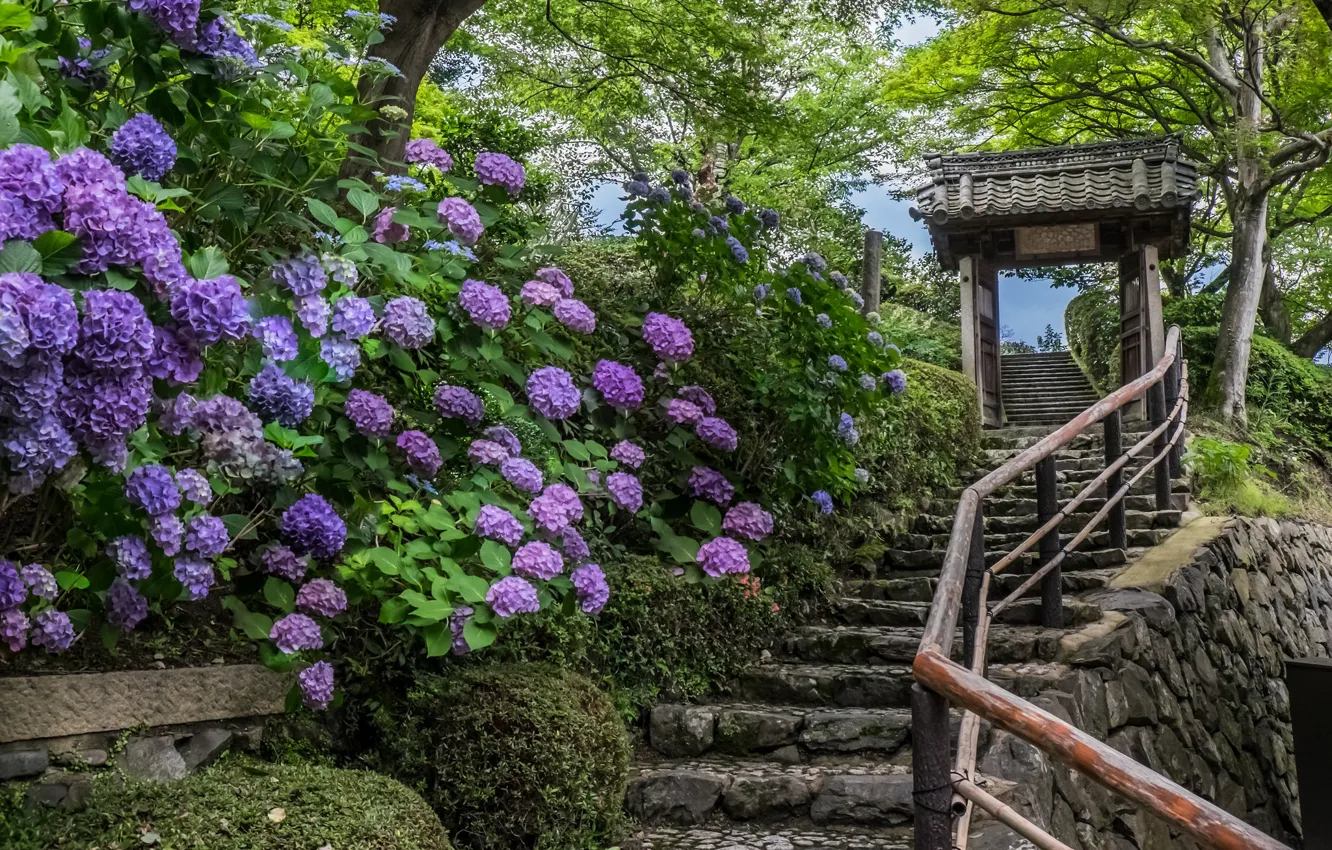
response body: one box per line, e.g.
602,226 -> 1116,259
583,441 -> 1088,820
1316,0 -> 1332,32
1257,247 -> 1292,344
345,0 -> 488,175
1293,314 -> 1332,358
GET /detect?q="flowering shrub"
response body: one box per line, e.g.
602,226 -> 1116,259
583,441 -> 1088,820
0,0 -> 906,712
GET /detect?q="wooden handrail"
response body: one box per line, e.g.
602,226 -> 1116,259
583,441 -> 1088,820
912,328 -> 1292,850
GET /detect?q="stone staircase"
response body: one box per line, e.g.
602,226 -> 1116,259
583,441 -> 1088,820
626,414 -> 1191,849
1002,351 -> 1100,426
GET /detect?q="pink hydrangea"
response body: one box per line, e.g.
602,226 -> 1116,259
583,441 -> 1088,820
526,366 -> 580,419
467,439 -> 509,466
474,504 -> 524,547
458,279 -> 510,330
663,398 -> 703,426
592,360 -> 644,411
512,541 -> 563,580
606,471 -> 643,512
520,280 -> 561,308
689,466 -> 734,505
697,536 -> 750,577
437,197 -> 484,245
642,312 -> 694,362
696,417 -> 738,452
722,502 -> 773,541
552,298 -> 595,334
610,441 -> 644,468
487,576 -> 540,618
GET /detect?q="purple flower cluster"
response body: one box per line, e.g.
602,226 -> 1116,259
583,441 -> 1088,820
169,276 -> 251,345
125,465 -> 182,516
528,483 -> 583,535
106,579 -> 148,630
664,398 -> 703,426
859,374 -> 877,391
475,505 -> 524,546
552,298 -> 596,334
679,386 -> 716,414
474,152 -> 526,196
483,426 -> 522,456
296,578 -> 347,618
697,537 -> 750,577
373,206 -> 409,244
828,355 -> 848,372
294,294 -> 329,337
434,385 -> 485,424
262,545 -> 308,582
109,114 -> 177,182
521,281 -> 561,308
881,369 -> 907,394
383,297 -> 434,349
437,198 -> 484,246
606,471 -> 643,512
513,541 -> 563,580
397,430 -> 442,477
696,417 -> 738,452
0,561 -> 26,610
331,296 -> 375,339
126,0 -> 202,52
501,457 -> 543,493
280,494 -> 346,559
610,441 -> 644,468
467,439 -> 509,467
21,564 -> 57,600
109,535 -> 153,581
253,316 -> 299,362
404,138 -> 454,172
270,612 -> 323,653
29,610 -> 74,653
458,279 -> 511,330
0,608 -> 26,651
346,389 -> 395,438
688,466 -> 734,506
176,468 -> 212,504
153,514 -> 183,555
722,502 -> 773,542
320,335 -> 361,381
147,325 -> 203,384
811,490 -> 834,515
487,576 -> 540,618
450,606 -> 473,655
184,514 -> 228,558
592,360 -> 644,411
248,364 -> 314,429
299,660 -> 335,709
535,267 -> 575,297
526,367 -> 580,420
837,412 -> 860,447
642,313 -> 694,362
571,563 -> 609,614
173,556 -> 213,599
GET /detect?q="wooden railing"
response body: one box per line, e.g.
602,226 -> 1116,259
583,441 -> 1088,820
911,326 -> 1291,850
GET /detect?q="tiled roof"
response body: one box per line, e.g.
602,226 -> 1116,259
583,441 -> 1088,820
912,138 -> 1199,224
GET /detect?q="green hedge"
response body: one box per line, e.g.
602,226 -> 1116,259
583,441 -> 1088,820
1,757 -> 451,850
363,664 -> 629,850
1064,288 -> 1120,395
875,303 -> 962,370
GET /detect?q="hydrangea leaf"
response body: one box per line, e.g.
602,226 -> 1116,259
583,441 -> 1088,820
306,198 -> 339,227
263,577 -> 296,613
690,501 -> 722,535
479,540 -> 511,572
463,619 -> 498,650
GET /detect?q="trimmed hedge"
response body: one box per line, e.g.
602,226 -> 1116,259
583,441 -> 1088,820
364,664 -> 629,850
1064,288 -> 1120,395
876,303 -> 962,370
1,757 -> 451,850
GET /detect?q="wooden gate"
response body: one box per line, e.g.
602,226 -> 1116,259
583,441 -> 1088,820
977,259 -> 1001,426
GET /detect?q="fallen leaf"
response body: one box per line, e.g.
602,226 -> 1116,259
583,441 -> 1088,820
267,807 -> 286,823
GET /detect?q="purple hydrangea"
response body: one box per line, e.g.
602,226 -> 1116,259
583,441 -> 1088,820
678,386 -> 716,415
294,294 -> 329,338
109,535 -> 153,581
261,544 -> 308,582
296,578 -> 347,618
528,483 -> 583,534
605,471 -> 643,513
437,198 -> 484,246
816,313 -> 832,328
270,612 -> 323,653
753,284 -> 771,302
811,490 -> 834,515
688,466 -> 734,506
105,579 -> 148,630
592,360 -> 644,411
0,360 -> 62,425
320,335 -> 361,381
664,398 -> 703,426
147,326 -> 203,384
482,426 -> 522,456
512,541 -> 563,580
175,468 -> 212,504
109,114 -> 177,182
253,316 -> 299,362
552,298 -> 596,334
346,389 -> 395,438
837,412 -> 860,447
696,417 -> 738,452
271,253 -> 326,297
526,366 -> 580,420
458,279 -> 511,330
372,206 -> 409,244
828,355 -> 848,372
59,368 -> 151,471
280,494 -> 347,559
726,236 -> 749,263
151,514 -> 183,556
405,138 -> 453,171
125,465 -> 181,516
474,504 -> 524,547
0,144 -> 63,218
173,556 -> 213,599
397,430 -> 441,477
248,364 -> 314,428
331,296 -> 375,339
501,457 -> 543,493
571,563 -> 609,614
786,288 -> 802,304
849,291 -> 865,309
170,276 -> 252,345
487,576 -> 540,618
882,369 -> 907,394
474,152 -> 526,196
867,331 -> 884,348
0,561 -> 26,610
449,606 -> 473,655
642,312 -> 694,362
75,290 -> 153,372
859,374 -> 877,391
184,514 -> 228,558
29,610 -> 74,653
323,253 -> 358,288
610,441 -> 644,468
2,416 -> 77,493
0,608 -> 27,651
20,564 -> 57,600
434,384 -> 484,424
299,660 -> 335,709
722,502 -> 773,542
802,252 -> 828,273
467,439 -> 509,467
383,297 -> 434,349
560,528 -> 590,561
534,267 -> 575,298
698,536 -> 751,577
521,280 -> 561,308
831,271 -> 849,290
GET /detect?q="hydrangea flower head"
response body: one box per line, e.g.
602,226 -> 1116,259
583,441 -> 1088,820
552,298 -> 596,334
482,426 -> 522,456
592,360 -> 644,411
534,267 -> 574,297
174,468 -> 212,504
404,138 -> 453,171
572,563 -> 609,614
512,541 -> 563,580
299,660 -> 335,709
109,535 -> 153,581
828,355 -> 848,372
688,466 -> 734,505
830,271 -> 848,290
345,389 -> 395,438
786,288 -> 802,305
458,279 -> 511,330
854,467 -> 870,485
811,490 -> 834,515
867,330 -> 884,348
642,313 -> 694,362
521,280 -> 561,308
173,556 -> 214,599
320,335 -> 361,381
106,579 -> 148,630
487,576 -> 540,618
606,472 -> 643,512
722,502 -> 773,542
76,290 -> 153,372
18,564 -> 56,600
664,398 -> 703,426
148,326 -> 203,384
698,536 -> 750,577
0,608 -> 26,651
610,441 -> 644,468
849,291 -> 865,309
753,284 -> 771,302
323,254 -> 358,289
296,578 -> 347,618
397,430 -> 441,477
0,561 -> 26,610
859,374 -> 877,391
678,386 -> 716,415
474,152 -> 526,196
882,369 -> 907,394
372,206 -> 409,244
271,254 -> 327,297
331,296 -> 375,339
449,606 -> 473,655
184,514 -> 228,558
437,198 -> 484,245
816,313 -> 832,328
383,296 -> 434,349
280,494 -> 347,559
837,412 -> 860,446
434,384 -> 484,424
696,417 -> 738,452
467,439 -> 509,467
30,610 -> 74,653
0,144 -> 62,218
475,505 -> 524,547
125,465 -> 181,516
261,544 -> 307,582
151,514 -> 183,556
270,612 -> 323,653
248,364 -> 314,428
252,314 -> 300,361
501,457 -> 543,493
170,276 -> 251,345
528,483 -> 583,534
526,366 -> 580,419
560,528 -> 590,561
109,113 -> 177,182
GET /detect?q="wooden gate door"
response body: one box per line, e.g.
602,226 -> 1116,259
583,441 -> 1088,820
1119,252 -> 1146,390
977,259 -> 1001,427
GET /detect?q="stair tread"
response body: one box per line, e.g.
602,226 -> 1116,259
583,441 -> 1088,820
635,824 -> 914,850
632,756 -> 913,778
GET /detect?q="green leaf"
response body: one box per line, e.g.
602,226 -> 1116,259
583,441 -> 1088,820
221,514 -> 254,539
421,503 -> 454,531
456,574 -> 490,604
364,547 -> 401,575
379,597 -> 410,624
690,501 -> 723,535
0,240 -> 42,274
422,623 -> 452,656
585,441 -> 608,459
306,198 -> 339,228
263,577 -> 296,613
54,570 -> 90,591
104,269 -> 138,291
562,440 -> 590,461
411,599 -> 454,621
34,229 -> 76,258
53,99 -> 88,151
0,80 -> 20,147
65,527 -> 97,557
659,534 -> 701,565
187,246 -> 230,280
347,187 -> 379,218
477,382 -> 514,412
479,541 -> 511,572
464,619 -> 498,650
101,623 -> 120,653
0,4 -> 33,30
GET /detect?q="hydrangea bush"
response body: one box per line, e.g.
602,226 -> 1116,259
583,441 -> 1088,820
0,0 -> 903,710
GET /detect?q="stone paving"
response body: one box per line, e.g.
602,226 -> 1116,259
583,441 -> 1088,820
634,825 -> 913,849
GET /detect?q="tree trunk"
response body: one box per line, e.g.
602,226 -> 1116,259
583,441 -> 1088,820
1257,245 -> 1291,344
1293,313 -> 1332,358
1316,0 -> 1331,33
344,0 -> 488,176
1205,193 -> 1268,426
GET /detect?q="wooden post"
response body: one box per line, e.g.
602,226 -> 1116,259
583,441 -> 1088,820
912,683 -> 954,850
959,256 -> 980,389
1165,342 -> 1183,478
1104,410 -> 1127,551
1148,380 -> 1171,511
861,229 -> 882,316
961,502 -> 986,669
1035,456 -> 1062,628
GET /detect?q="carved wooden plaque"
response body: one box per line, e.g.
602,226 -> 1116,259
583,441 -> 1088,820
1015,223 -> 1098,257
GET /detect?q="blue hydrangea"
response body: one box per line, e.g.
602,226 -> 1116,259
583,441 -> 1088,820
109,114 -> 177,182
331,296 -> 375,339
786,288 -> 802,305
859,374 -> 877,391
726,236 -> 748,263
253,315 -> 299,362
828,355 -> 848,372
837,412 -> 860,446
320,335 -> 361,381
816,313 -> 832,328
811,490 -> 833,515
753,284 -> 771,302
248,363 -> 314,428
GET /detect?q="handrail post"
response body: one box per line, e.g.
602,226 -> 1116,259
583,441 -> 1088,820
1104,410 -> 1127,551
1148,380 -> 1171,511
1035,456 -> 1062,628
912,683 -> 954,850
962,501 -> 985,669
1166,339 -> 1184,478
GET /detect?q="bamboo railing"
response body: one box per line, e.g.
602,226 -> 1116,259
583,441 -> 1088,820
911,326 -> 1291,850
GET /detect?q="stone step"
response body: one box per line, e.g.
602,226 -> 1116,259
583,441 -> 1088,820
896,526 -> 1172,553
883,546 -> 1127,573
918,494 -> 1184,522
633,824 -> 915,849
981,422 -> 1156,442
1005,406 -> 1100,421
846,568 -> 1121,603
1001,370 -> 1089,382
780,624 -> 1066,666
940,478 -> 1190,501
647,702 -> 917,760
625,757 -> 915,827
829,596 -> 1101,629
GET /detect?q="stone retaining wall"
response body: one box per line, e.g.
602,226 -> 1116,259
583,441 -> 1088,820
1005,516 -> 1327,849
